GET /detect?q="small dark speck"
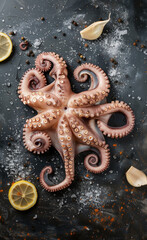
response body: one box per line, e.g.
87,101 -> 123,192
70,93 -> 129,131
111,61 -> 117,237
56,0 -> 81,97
125,74 -> 129,79
114,80 -> 118,84
41,17 -> 45,21
77,60 -> 81,64
9,31 -> 15,36
54,36 -> 57,39
118,18 -> 123,23
23,163 -> 28,167
26,60 -> 30,65
62,33 -> 66,36
31,226 -> 36,231
72,20 -> 78,26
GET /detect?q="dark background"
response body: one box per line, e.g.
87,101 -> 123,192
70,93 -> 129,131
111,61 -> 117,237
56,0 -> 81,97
0,0 -> 147,239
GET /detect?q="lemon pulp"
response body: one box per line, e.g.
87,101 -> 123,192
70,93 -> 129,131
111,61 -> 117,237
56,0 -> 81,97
0,32 -> 13,62
8,180 -> 38,211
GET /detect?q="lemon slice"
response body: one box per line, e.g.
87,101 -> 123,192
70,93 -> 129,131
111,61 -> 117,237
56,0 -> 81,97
8,180 -> 38,211
0,32 -> 13,62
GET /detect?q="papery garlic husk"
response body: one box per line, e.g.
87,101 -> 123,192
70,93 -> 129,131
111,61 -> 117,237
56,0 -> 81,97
126,166 -> 147,187
80,13 -> 111,40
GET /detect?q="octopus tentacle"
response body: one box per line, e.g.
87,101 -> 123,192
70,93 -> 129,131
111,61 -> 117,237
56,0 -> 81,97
84,153 -> 99,171
40,115 -> 75,192
35,52 -> 67,75
18,68 -> 61,109
23,127 -> 51,154
21,91 -> 62,111
25,109 -> 62,131
97,101 -> 135,138
35,52 -> 72,105
72,100 -> 135,138
68,63 -> 110,107
67,115 -> 110,173
18,68 -> 47,97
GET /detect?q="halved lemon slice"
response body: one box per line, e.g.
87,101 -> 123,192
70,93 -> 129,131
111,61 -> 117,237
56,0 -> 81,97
8,180 -> 38,211
0,32 -> 13,62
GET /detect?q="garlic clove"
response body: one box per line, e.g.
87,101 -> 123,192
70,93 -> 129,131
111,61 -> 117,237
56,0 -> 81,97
126,166 -> 147,187
80,13 -> 111,40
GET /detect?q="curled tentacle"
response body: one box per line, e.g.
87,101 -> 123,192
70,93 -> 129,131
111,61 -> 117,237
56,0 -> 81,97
40,166 -> 72,192
35,52 -> 72,104
71,100 -> 135,138
18,68 -> 47,99
35,52 -> 67,76
39,115 -> 75,192
67,114 -> 110,173
84,153 -> 99,167
23,128 -> 51,154
97,101 -> 135,138
68,63 -> 110,107
84,151 -> 109,173
35,54 -> 52,72
19,41 -> 29,51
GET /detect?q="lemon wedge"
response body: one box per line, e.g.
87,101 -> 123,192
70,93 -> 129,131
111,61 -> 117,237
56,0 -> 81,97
0,32 -> 13,62
8,180 -> 38,211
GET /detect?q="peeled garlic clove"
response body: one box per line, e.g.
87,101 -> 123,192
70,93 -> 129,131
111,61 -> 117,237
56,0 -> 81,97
80,13 -> 111,40
126,166 -> 147,187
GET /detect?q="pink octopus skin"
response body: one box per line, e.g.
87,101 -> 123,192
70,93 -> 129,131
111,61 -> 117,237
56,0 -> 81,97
18,52 -> 135,192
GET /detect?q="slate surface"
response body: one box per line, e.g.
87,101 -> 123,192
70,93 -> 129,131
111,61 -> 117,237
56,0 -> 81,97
0,0 -> 147,239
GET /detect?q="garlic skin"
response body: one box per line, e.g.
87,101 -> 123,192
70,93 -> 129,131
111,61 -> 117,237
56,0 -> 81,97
126,166 -> 147,187
80,13 -> 111,40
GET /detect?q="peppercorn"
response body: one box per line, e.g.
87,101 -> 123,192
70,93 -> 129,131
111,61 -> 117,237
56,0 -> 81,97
110,58 -> 118,65
54,36 -> 57,39
77,60 -> 81,64
9,31 -> 15,36
133,42 -> 137,46
110,58 -> 115,63
62,33 -> 66,36
118,18 -> 123,23
26,60 -> 30,65
23,163 -> 28,167
41,17 -> 45,21
21,36 -> 25,40
141,44 -> 145,48
84,43 -> 88,47
72,20 -> 78,26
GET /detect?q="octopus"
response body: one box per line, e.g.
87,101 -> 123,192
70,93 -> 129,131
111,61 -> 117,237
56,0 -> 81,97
18,52 -> 135,192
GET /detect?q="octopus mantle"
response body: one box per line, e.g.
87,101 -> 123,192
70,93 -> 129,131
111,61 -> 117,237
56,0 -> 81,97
18,52 -> 135,192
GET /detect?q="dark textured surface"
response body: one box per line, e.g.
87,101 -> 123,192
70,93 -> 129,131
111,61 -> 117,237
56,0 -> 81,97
0,0 -> 147,239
